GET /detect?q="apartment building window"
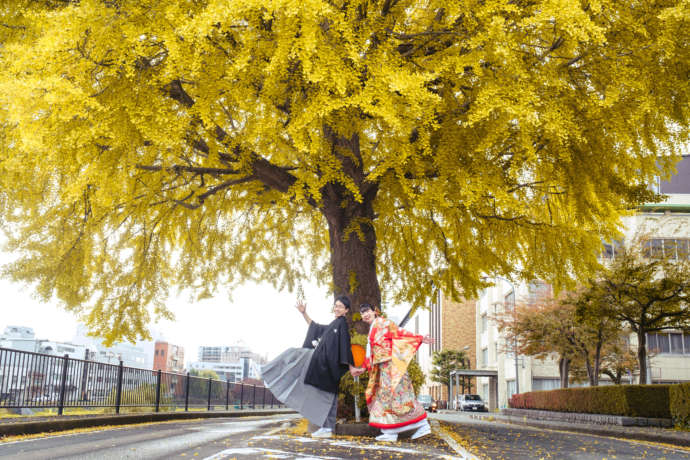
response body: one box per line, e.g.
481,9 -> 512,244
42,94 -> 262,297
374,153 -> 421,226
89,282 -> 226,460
504,291 -> 515,311
643,238 -> 690,260
481,314 -> 488,333
647,332 -> 689,354
528,280 -> 552,305
481,348 -> 488,367
601,240 -> 624,259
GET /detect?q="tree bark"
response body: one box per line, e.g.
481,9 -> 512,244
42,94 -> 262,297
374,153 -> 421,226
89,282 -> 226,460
559,357 -> 570,388
637,331 -> 648,384
319,126 -> 381,334
592,341 -> 601,386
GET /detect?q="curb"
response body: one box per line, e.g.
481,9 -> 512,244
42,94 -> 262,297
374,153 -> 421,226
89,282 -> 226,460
334,422 -> 379,437
0,410 -> 296,438
438,411 -> 690,448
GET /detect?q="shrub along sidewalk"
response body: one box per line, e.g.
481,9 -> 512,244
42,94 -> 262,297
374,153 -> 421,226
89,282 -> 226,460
509,384 -> 672,419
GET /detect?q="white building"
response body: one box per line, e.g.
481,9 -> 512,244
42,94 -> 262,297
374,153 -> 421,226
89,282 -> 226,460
476,155 -> 690,408
192,343 -> 264,382
71,325 -> 151,369
189,357 -> 261,382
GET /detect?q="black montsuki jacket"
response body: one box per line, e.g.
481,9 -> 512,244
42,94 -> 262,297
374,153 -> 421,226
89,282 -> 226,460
302,316 -> 354,394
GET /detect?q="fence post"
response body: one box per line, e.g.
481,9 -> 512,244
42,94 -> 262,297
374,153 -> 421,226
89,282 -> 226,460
155,369 -> 162,413
184,372 -> 190,412
57,354 -> 69,416
115,360 -> 124,415
262,386 -> 266,409
207,378 -> 212,411
225,380 -> 230,411
251,384 -> 256,409
239,384 -> 244,410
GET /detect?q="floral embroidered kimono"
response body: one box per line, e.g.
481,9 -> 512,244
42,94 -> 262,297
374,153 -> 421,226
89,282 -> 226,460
364,317 -> 428,431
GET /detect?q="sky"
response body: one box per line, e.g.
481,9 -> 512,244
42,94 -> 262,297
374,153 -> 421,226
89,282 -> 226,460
0,264 -> 409,366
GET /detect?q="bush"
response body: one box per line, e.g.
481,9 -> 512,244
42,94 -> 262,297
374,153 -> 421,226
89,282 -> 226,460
670,382 -> 690,428
509,385 -> 671,419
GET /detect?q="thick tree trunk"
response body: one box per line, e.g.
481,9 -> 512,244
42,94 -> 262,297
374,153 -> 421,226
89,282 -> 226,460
320,126 -> 381,334
637,331 -> 648,384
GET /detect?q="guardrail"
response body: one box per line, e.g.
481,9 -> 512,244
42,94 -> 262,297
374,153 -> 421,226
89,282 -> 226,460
0,347 -> 281,415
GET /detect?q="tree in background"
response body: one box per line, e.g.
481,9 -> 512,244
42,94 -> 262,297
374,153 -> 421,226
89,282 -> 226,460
581,245 -> 690,384
188,369 -> 223,403
599,335 -> 639,385
496,292 -> 626,387
1,1 -> 687,343
430,349 -> 468,399
495,299 -> 574,388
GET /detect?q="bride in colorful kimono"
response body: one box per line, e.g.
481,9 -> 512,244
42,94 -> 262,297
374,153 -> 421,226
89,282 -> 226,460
354,303 -> 434,442
262,295 -> 357,438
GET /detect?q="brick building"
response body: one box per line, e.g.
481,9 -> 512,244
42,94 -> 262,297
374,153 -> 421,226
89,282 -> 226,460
428,292 -> 477,404
153,341 -> 185,373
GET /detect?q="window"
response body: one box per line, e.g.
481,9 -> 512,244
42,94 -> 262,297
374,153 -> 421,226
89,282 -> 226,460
481,314 -> 488,333
647,333 -> 658,352
643,238 -> 690,260
600,239 -> 624,260
506,380 -> 516,399
528,280 -> 552,304
532,378 -> 561,391
671,334 -> 684,354
481,348 -> 488,367
659,334 -> 670,353
647,332 -> 689,354
504,291 -> 515,311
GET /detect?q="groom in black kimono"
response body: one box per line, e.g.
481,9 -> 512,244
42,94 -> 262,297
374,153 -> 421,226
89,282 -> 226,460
298,295 -> 355,437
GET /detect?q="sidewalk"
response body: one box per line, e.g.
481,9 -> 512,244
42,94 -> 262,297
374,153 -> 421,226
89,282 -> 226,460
433,409 -> 690,448
0,408 -> 295,437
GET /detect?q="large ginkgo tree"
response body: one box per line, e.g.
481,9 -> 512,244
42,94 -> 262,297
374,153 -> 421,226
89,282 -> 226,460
0,0 -> 687,342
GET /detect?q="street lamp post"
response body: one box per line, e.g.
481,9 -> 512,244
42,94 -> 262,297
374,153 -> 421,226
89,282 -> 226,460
484,276 -> 519,395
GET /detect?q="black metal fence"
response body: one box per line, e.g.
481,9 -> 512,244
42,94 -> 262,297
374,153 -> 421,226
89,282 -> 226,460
0,347 -> 281,415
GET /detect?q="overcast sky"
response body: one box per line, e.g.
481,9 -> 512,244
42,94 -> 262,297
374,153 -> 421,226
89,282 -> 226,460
1,260 -> 408,366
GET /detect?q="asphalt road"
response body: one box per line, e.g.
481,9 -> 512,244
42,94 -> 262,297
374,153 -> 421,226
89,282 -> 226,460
0,414 -> 459,459
433,412 -> 690,460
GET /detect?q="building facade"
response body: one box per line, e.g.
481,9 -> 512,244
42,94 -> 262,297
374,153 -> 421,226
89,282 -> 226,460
428,292 -> 477,403
191,344 -> 265,382
153,341 -> 185,373
439,154 -> 690,409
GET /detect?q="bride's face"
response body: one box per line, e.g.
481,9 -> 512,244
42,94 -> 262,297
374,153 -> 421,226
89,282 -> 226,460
361,308 -> 376,324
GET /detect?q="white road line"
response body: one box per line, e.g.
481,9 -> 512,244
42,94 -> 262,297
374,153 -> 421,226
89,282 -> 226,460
202,447 -> 342,460
430,420 -> 475,460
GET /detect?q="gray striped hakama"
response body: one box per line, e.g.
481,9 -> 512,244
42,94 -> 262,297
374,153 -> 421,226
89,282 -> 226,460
261,347 -> 337,428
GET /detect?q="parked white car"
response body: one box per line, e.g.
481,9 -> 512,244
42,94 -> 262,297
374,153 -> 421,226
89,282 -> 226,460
456,394 -> 487,412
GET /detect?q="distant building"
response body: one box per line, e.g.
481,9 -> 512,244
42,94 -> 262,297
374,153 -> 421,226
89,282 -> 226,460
0,326 -> 38,352
192,344 -> 264,382
153,341 -> 185,373
70,325 -> 151,368
198,345 -> 266,365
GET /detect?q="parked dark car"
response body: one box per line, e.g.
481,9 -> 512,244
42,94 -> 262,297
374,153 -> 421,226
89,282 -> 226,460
417,394 -> 437,412
457,394 -> 487,412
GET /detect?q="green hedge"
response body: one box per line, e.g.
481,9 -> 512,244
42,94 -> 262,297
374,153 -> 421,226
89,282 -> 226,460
670,382 -> 690,428
509,385 -> 671,418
